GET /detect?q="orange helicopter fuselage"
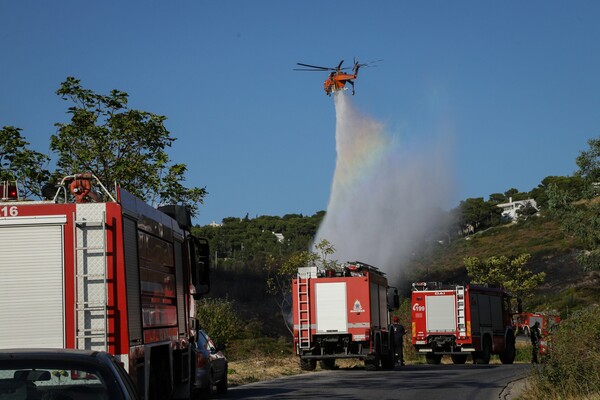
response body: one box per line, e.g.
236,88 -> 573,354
324,71 -> 358,95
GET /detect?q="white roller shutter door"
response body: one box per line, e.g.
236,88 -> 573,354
315,282 -> 347,333
0,222 -> 65,348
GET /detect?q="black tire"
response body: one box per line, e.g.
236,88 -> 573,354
450,354 -> 468,364
216,371 -> 228,394
300,358 -> 316,371
364,355 -> 380,371
319,359 -> 336,370
425,353 -> 442,365
365,334 -> 382,371
199,372 -> 213,397
473,336 -> 491,364
380,355 -> 395,370
500,336 -> 516,364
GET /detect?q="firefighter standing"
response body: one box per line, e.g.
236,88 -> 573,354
392,316 -> 406,365
530,321 -> 542,363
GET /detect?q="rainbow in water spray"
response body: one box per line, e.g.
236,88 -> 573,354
314,92 -> 453,285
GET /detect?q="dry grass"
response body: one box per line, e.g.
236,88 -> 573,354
228,355 -> 302,386
227,356 -> 364,386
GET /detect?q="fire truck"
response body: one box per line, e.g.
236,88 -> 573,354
0,175 -> 210,399
411,282 -> 516,365
513,312 -> 561,355
292,261 -> 399,371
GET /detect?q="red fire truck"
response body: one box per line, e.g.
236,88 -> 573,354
513,312 -> 561,356
292,261 -> 399,371
0,175 -> 210,399
411,282 -> 516,365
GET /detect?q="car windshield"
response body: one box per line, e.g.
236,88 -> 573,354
0,360 -> 109,400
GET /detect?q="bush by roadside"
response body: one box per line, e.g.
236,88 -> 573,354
520,305 -> 600,400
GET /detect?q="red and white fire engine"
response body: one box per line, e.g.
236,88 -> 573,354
0,175 -> 210,399
411,282 -> 516,364
513,312 -> 561,355
292,261 -> 399,371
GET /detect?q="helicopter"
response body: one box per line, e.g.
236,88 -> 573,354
294,59 -> 379,96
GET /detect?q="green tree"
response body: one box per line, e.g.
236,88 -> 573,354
458,197 -> 502,234
266,239 -> 340,335
463,254 -> 546,303
51,77 -> 206,215
575,137 -> 600,198
0,126 -> 50,199
546,139 -> 600,270
488,192 -> 507,204
196,297 -> 243,346
536,176 -> 584,209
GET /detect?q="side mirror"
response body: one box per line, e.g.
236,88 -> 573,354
388,287 -> 400,311
190,237 -> 210,297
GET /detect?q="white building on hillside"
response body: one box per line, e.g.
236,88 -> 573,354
497,197 -> 538,221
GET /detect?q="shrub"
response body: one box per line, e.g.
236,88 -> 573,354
523,306 -> 600,399
196,297 -> 244,347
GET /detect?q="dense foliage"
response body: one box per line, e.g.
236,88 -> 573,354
196,297 -> 243,347
464,253 -> 546,302
52,77 -> 207,215
547,138 -> 600,271
0,126 -> 50,198
522,306 -> 600,399
193,212 -> 325,270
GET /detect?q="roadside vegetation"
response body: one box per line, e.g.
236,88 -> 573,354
521,306 -> 600,400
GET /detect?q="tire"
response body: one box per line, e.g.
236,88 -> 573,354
500,337 -> 516,364
425,353 -> 442,365
364,355 -> 380,371
319,359 -> 336,370
365,334 -> 382,371
199,372 -> 213,397
450,354 -> 468,364
380,355 -> 395,370
300,358 -> 316,371
473,336 -> 491,364
216,372 -> 228,394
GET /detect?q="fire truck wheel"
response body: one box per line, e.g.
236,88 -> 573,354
425,354 -> 442,365
380,355 -> 395,370
499,338 -> 516,364
450,354 -> 468,364
319,359 -> 336,370
364,355 -> 380,371
473,336 -> 492,364
300,358 -> 317,371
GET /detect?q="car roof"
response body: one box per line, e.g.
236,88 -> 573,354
0,348 -> 110,363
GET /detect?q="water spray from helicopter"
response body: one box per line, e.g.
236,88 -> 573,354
313,92 -> 454,286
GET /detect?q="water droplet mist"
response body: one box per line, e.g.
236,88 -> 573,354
313,93 -> 454,286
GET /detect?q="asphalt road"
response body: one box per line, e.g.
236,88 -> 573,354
228,363 -> 532,400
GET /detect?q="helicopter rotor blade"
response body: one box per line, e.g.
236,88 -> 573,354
293,68 -> 333,72
296,63 -> 331,70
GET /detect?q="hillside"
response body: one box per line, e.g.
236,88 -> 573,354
405,215 -> 600,315
206,213 -> 599,337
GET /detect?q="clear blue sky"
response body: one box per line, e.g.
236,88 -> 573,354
2,1 -> 599,225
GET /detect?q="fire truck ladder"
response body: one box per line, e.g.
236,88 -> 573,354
456,286 -> 467,336
74,209 -> 109,351
296,272 -> 311,351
